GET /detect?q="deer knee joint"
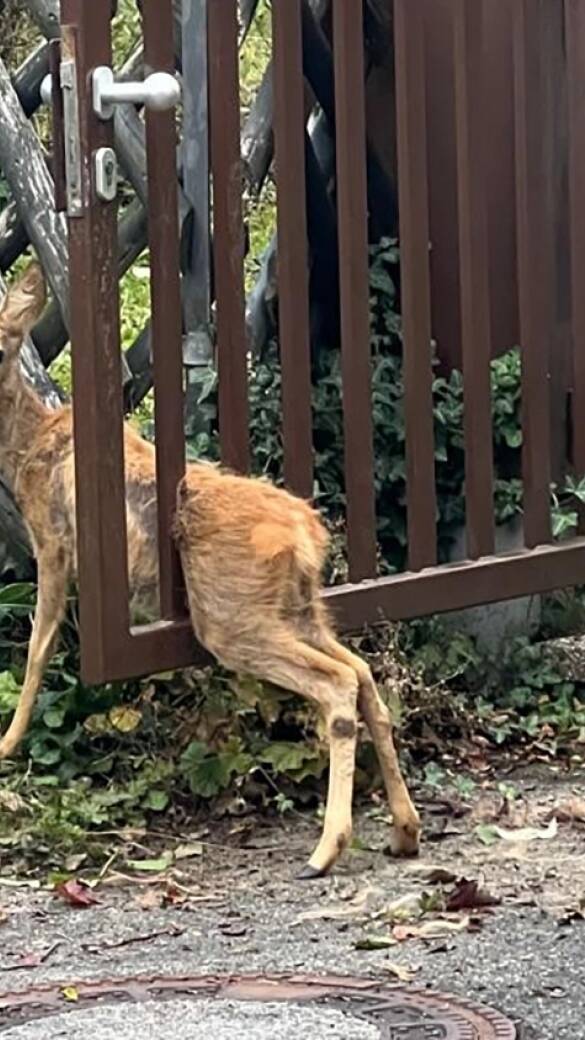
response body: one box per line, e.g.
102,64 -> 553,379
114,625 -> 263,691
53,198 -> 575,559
330,715 -> 357,740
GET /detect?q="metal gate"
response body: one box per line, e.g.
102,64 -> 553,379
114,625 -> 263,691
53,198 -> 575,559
50,0 -> 585,684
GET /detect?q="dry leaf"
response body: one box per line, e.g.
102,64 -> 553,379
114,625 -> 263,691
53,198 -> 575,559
494,818 -> 558,843
355,934 -> 397,951
553,798 -> 585,824
385,961 -> 420,983
61,986 -> 79,1003
294,884 -> 377,925
446,878 -> 500,912
174,842 -> 203,861
135,888 -> 163,910
0,791 -> 26,814
406,864 -> 458,885
109,706 -> 142,733
392,915 -> 472,942
55,879 -> 101,909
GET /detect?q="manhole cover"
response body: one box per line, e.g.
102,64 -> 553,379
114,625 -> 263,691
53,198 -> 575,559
0,973 -> 517,1038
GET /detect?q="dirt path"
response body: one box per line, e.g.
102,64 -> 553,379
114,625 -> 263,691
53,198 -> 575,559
0,765 -> 583,1038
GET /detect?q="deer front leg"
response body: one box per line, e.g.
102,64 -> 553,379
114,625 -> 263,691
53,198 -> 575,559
0,550 -> 69,759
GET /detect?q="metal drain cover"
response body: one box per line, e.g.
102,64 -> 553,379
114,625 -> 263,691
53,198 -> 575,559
0,973 -> 517,1038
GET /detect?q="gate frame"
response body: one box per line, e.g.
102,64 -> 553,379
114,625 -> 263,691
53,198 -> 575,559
58,0 -> 585,685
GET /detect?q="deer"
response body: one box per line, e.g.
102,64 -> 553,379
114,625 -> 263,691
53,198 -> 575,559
0,262 -> 420,877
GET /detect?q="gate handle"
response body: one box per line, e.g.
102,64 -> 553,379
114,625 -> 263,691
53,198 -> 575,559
41,67 -> 181,121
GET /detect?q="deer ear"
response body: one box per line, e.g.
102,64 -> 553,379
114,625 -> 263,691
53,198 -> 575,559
0,263 -> 47,338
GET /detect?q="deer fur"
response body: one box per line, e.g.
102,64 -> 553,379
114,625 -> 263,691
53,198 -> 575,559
0,263 -> 420,876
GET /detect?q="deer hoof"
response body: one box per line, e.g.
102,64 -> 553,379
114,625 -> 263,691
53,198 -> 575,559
385,821 -> 421,858
296,862 -> 327,880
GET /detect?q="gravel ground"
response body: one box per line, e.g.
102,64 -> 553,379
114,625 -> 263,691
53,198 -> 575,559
4,999 -> 382,1040
0,766 -> 583,1039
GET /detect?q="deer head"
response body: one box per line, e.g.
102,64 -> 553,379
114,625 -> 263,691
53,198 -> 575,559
0,264 -> 47,375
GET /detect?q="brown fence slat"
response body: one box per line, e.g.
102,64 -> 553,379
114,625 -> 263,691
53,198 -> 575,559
394,0 -> 437,571
142,0 -> 186,619
513,0 -> 552,547
333,0 -> 377,582
566,0 -> 585,530
453,0 -> 495,559
272,0 -> 313,500
61,0 -> 130,683
208,0 -> 249,474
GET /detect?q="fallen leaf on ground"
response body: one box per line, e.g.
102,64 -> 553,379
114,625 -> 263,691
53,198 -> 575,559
109,706 -> 142,733
493,818 -> 558,843
378,889 -> 442,923
61,986 -> 79,1003
385,962 -> 421,983
55,880 -> 100,909
392,915 -> 473,942
355,934 -> 397,951
174,842 -> 203,861
0,791 -> 26,814
126,854 -> 174,873
552,798 -> 585,824
135,888 -> 163,910
294,884 -> 377,924
406,864 -> 458,885
446,878 -> 500,912
0,942 -> 61,972
474,824 -> 500,847
64,854 -> 87,873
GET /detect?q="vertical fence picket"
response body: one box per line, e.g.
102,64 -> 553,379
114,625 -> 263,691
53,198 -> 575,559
333,0 -> 378,581
208,0 -> 249,474
394,0 -> 437,571
514,0 -> 553,547
273,0 -> 313,500
566,0 -> 585,531
453,0 -> 495,559
142,0 -> 186,619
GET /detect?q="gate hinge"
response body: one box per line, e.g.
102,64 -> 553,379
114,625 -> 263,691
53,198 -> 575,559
42,48 -> 83,218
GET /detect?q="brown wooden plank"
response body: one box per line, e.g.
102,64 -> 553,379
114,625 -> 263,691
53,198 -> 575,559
566,0 -> 585,531
142,0 -> 186,619
208,0 -> 249,474
453,0 -> 495,559
513,0 -> 553,547
60,1 -> 130,682
324,537 -> 585,629
394,0 -> 437,570
332,0 -> 377,581
272,0 -> 313,500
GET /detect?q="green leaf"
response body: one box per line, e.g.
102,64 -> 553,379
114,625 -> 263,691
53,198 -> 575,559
260,742 -> 320,775
43,707 -> 67,730
0,672 -> 19,713
144,790 -> 169,812
355,935 -> 396,951
474,824 -> 499,847
126,854 -> 173,872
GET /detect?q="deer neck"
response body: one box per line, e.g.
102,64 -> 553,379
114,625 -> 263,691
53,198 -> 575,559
0,366 -> 49,488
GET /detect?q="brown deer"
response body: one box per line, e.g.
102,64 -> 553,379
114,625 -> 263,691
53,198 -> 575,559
0,263 -> 420,877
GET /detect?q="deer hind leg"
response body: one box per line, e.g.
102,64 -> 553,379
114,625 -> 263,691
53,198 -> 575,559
205,624 -> 359,878
0,549 -> 69,759
304,610 -> 420,856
